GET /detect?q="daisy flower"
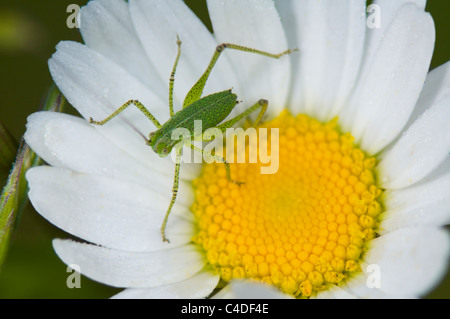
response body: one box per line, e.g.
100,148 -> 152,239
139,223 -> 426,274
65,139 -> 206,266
24,0 -> 450,299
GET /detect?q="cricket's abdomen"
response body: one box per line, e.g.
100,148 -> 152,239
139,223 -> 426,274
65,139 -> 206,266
149,90 -> 238,155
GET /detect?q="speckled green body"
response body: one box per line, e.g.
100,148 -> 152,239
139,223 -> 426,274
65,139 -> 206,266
149,89 -> 238,156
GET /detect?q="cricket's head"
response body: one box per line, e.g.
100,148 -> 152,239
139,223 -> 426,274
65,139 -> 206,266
147,131 -> 174,157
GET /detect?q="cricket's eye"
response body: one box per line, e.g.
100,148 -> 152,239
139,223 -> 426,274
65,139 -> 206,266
148,132 -> 156,142
159,147 -> 172,157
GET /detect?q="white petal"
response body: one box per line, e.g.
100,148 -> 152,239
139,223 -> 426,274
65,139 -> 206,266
403,61 -> 450,133
49,40 -> 168,127
111,270 -> 220,299
381,161 -> 450,232
24,112 -> 196,199
342,3 -> 434,154
129,0 -> 236,106
378,93 -> 450,189
53,239 -> 205,288
27,166 -> 193,252
207,0 -> 291,118
313,285 -> 357,299
362,0 -> 427,75
213,281 -> 292,299
275,0 -> 366,120
364,227 -> 450,297
23,111 -> 68,168
79,0 -> 166,96
343,273 -> 414,299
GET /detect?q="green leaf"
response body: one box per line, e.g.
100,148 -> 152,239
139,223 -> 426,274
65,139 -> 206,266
42,83 -> 66,113
0,83 -> 66,270
0,121 -> 18,175
0,142 -> 39,268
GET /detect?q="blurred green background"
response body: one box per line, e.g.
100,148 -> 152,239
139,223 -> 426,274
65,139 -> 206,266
0,0 -> 448,298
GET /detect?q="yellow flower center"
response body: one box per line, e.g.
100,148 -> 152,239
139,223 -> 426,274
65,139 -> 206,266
191,110 -> 383,298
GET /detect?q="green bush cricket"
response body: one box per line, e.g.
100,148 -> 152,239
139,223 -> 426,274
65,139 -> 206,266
89,36 -> 295,242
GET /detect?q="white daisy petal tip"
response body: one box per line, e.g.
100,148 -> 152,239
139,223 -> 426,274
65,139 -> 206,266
111,270 -> 220,299
24,111 -> 71,167
52,239 -> 206,288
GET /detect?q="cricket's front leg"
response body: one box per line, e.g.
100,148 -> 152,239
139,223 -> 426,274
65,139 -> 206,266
89,99 -> 162,129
